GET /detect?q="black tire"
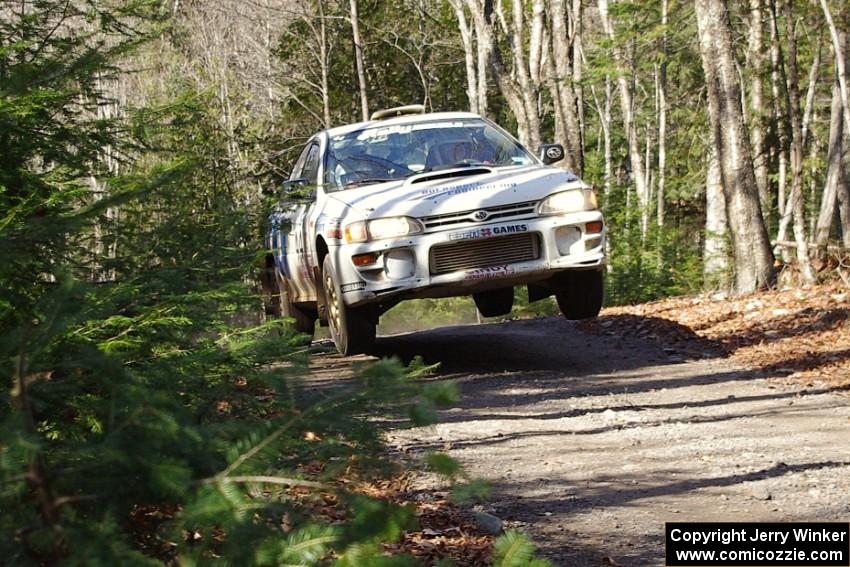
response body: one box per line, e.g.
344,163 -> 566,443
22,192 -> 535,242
262,258 -> 316,336
322,255 -> 376,355
554,269 -> 604,320
472,287 -> 514,317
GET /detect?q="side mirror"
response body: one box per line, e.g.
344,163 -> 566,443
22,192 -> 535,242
282,178 -> 308,192
280,178 -> 315,202
262,177 -> 307,196
538,144 -> 565,165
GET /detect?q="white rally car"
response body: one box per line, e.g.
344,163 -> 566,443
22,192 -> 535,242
262,106 -> 605,355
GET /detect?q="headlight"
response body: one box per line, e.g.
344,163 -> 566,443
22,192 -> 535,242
344,216 -> 423,243
538,189 -> 598,215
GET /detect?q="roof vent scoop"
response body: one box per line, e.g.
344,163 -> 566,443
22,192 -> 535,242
370,104 -> 426,121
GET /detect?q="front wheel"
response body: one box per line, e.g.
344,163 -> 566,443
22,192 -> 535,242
554,269 -> 604,320
322,255 -> 376,355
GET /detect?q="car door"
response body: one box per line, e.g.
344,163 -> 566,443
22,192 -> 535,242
270,141 -> 320,303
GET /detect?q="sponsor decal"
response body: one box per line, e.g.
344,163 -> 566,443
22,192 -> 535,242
341,282 -> 366,293
464,265 -> 515,281
448,223 -> 529,241
414,181 -> 517,200
345,121 -> 478,142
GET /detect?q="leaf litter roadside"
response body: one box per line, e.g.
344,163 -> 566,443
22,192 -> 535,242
579,283 -> 850,389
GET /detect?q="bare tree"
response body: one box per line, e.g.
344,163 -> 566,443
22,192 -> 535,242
350,0 -> 369,121
779,0 -> 815,282
487,0 -> 544,149
820,0 -> 850,135
815,76 -> 850,247
589,75 -> 614,196
598,0 -> 650,238
695,0 -> 776,293
768,1 -> 789,224
704,147 -> 729,287
747,0 -> 771,220
463,0 -> 495,116
656,0 -> 668,231
450,0 -> 480,113
317,0 -> 331,127
548,0 -> 584,173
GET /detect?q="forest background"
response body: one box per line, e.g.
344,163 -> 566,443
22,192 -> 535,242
2,0 -> 849,564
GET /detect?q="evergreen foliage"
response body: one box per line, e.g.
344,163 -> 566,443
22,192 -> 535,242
491,531 -> 553,567
4,0 -> 845,563
0,2 -> 488,565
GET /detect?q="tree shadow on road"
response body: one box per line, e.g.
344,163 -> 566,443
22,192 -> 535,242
488,460 -> 850,565
370,316 -> 845,416
366,316 -> 850,566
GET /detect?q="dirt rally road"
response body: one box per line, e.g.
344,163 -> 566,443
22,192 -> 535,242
315,316 -> 850,566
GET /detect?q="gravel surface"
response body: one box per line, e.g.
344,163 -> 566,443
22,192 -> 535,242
317,316 -> 850,565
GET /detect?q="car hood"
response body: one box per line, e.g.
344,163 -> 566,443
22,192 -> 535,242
328,165 -> 586,219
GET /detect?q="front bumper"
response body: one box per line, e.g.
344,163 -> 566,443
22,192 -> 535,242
332,211 -> 606,307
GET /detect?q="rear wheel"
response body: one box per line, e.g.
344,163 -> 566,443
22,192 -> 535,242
554,269 -> 604,320
322,255 -> 376,355
472,287 -> 514,317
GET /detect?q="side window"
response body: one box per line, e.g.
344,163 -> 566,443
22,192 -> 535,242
290,143 -> 312,180
301,144 -> 321,185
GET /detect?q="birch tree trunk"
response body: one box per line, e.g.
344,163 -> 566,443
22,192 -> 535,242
486,0 -> 542,149
598,0 -> 650,238
695,0 -> 776,293
350,0 -> 369,121
782,0 -> 815,283
747,0 -> 771,221
657,0 -> 668,230
704,148 -> 730,287
838,142 -> 850,246
549,0 -> 584,173
450,0 -> 479,113
571,0 -> 585,151
769,3 -> 789,227
318,0 -> 331,128
816,77 -> 846,247
465,0 -> 494,116
589,75 -> 614,195
816,28 -> 850,249
819,1 -> 850,135
604,76 -> 613,197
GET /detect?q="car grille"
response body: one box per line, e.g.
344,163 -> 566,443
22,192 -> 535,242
429,233 -> 540,275
420,201 -> 538,231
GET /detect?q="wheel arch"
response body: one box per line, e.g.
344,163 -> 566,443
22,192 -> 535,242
315,236 -> 329,272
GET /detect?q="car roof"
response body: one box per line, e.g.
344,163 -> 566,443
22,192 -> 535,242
321,111 -> 483,139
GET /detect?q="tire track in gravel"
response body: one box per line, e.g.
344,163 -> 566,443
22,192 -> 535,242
315,316 -> 850,566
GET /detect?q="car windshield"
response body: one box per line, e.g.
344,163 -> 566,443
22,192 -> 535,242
324,118 -> 535,190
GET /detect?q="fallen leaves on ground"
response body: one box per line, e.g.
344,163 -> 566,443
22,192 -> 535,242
128,472 -> 495,565
359,476 -> 495,565
579,283 -> 850,389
